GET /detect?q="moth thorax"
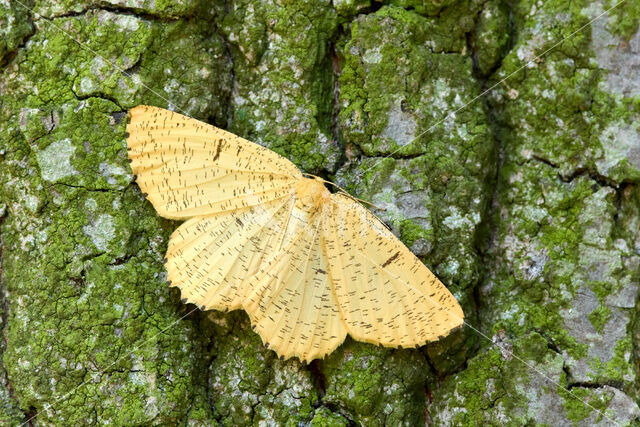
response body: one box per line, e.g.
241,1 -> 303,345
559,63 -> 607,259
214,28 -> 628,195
295,177 -> 331,211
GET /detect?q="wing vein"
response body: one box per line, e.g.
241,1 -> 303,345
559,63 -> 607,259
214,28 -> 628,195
175,195 -> 295,298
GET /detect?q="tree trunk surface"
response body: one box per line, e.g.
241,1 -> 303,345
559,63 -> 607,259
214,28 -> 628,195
0,0 -> 639,425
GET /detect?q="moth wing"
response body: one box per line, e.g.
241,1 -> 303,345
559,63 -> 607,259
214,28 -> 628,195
165,195 -> 299,311
127,105 -> 302,219
243,209 -> 348,362
323,193 -> 463,348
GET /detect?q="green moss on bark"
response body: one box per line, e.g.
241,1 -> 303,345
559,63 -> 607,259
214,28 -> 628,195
220,0 -> 340,173
0,7 -> 230,424
205,311 -> 319,426
320,339 -> 432,426
0,0 -> 33,65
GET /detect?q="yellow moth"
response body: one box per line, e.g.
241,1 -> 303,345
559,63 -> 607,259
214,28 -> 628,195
126,105 -> 464,362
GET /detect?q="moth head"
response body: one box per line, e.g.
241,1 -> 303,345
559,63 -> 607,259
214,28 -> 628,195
294,177 -> 331,212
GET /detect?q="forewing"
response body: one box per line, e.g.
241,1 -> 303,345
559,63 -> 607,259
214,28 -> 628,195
243,208 -> 348,362
165,195 -> 298,311
127,105 -> 302,218
324,193 -> 463,348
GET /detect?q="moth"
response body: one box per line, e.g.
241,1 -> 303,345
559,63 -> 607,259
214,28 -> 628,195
126,105 -> 463,362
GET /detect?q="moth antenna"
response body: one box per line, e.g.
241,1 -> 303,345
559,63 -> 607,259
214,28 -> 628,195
302,172 -> 386,211
338,191 -> 386,211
